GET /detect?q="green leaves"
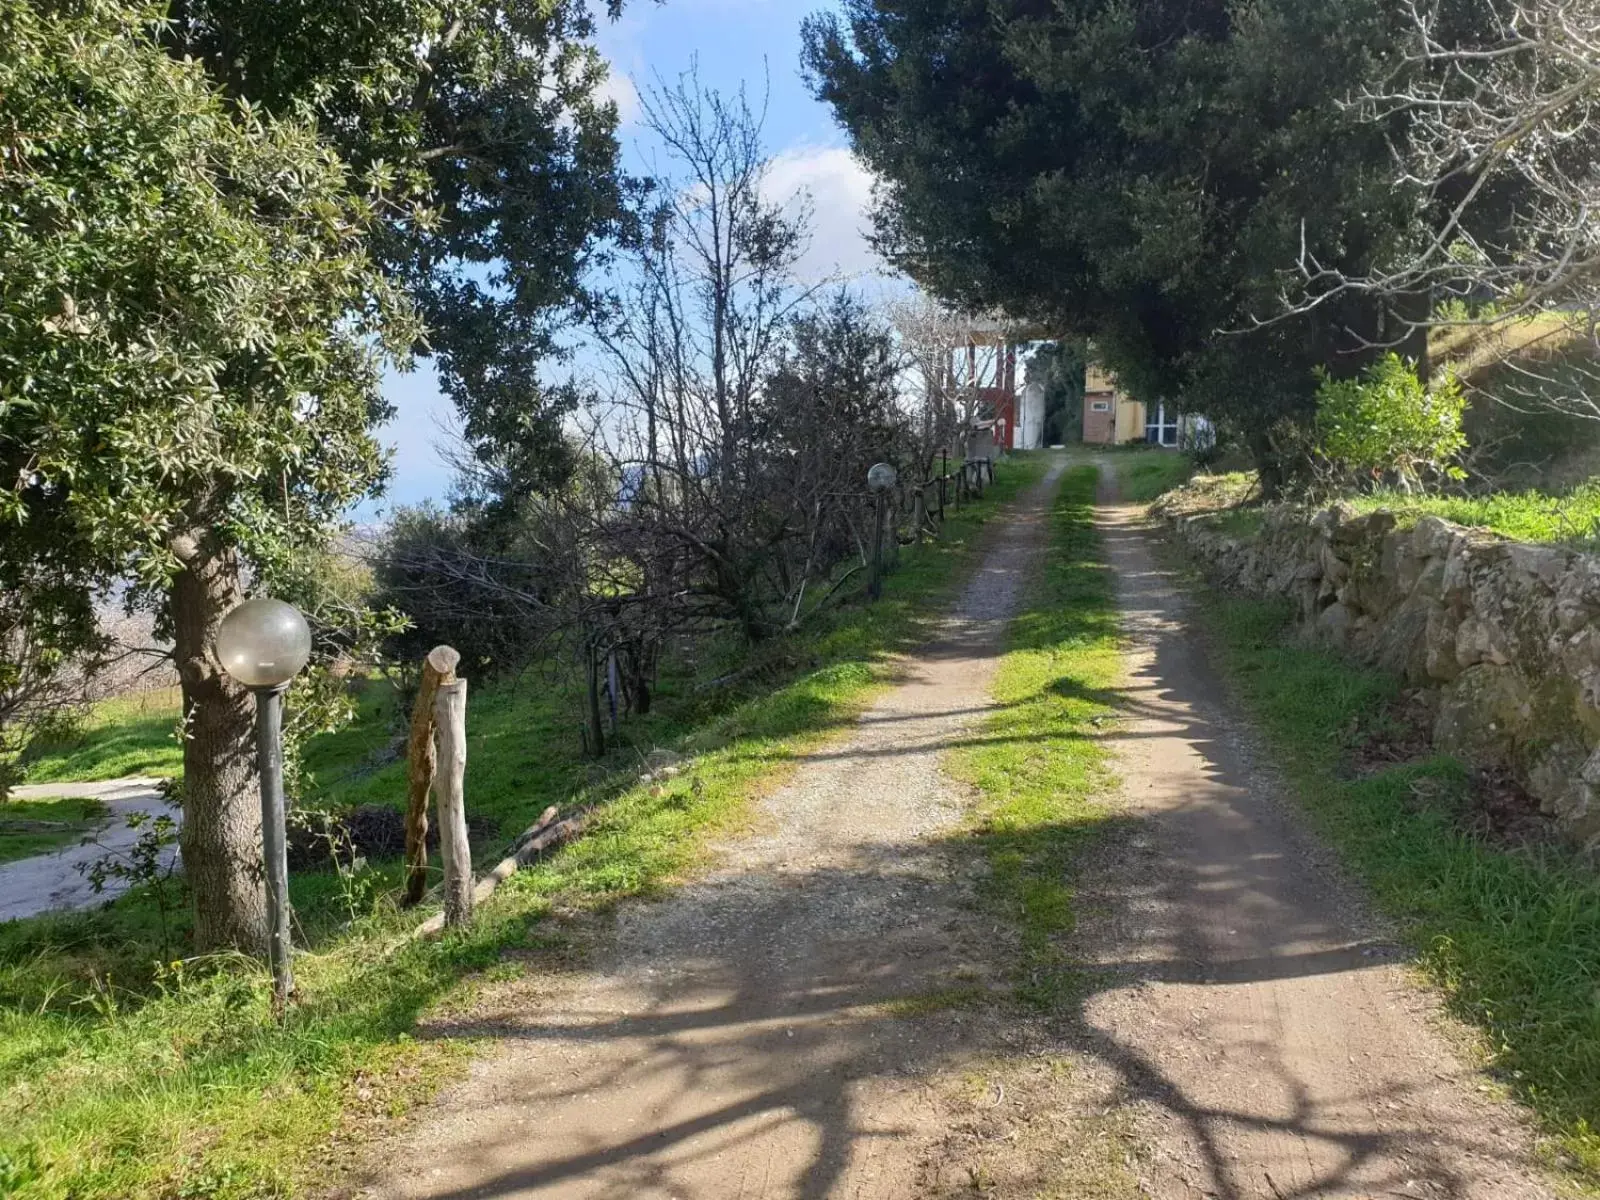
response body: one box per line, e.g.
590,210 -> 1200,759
0,0 -> 414,631
1315,354 -> 1468,489
169,0 -> 636,510
803,0 -> 1425,460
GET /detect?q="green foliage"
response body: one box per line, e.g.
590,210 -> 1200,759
802,0 -> 1430,484
170,0 -> 638,511
0,460 -> 1043,1200
1315,354 -> 1467,490
0,0 -> 412,615
1349,485 -> 1600,546
1197,592 -> 1600,1183
1024,341 -> 1087,445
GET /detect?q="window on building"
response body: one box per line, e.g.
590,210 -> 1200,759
1145,401 -> 1180,447
1089,399 -> 1111,412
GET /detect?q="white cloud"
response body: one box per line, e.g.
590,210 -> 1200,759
597,65 -> 641,129
762,145 -> 885,284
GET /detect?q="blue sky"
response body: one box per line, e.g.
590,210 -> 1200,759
370,0 -> 882,517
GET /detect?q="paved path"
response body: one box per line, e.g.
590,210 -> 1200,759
0,777 -> 175,922
349,460 -> 1072,1200
1080,463 -> 1552,1199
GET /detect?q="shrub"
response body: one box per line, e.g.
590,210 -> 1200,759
1314,354 -> 1467,491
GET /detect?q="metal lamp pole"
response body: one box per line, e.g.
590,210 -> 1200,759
215,597 -> 312,1009
254,682 -> 293,1002
866,463 -> 898,601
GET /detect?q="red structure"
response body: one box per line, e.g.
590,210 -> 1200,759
950,318 -> 1022,450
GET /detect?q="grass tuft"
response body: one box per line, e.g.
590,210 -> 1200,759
1113,451 -> 1194,503
949,464 -> 1124,1010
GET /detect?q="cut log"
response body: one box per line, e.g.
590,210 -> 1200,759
402,645 -> 458,906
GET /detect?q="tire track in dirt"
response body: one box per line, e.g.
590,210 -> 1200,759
346,459 -> 1071,1199
1078,462 -> 1554,1200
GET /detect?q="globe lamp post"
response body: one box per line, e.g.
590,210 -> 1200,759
866,463 -> 898,600
215,597 -> 311,1005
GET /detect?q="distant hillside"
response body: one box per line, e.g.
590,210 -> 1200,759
1431,314 -> 1600,490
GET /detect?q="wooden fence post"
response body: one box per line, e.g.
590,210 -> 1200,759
433,677 -> 472,928
403,645 -> 459,906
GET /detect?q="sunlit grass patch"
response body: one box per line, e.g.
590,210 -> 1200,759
0,458 -> 1048,1200
948,464 -> 1124,1010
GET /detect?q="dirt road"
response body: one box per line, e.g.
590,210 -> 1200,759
346,457 -> 1558,1200
1082,464 -> 1552,1199
351,460 -> 1072,1200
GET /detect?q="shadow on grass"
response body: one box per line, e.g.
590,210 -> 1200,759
0,458 -> 1057,1200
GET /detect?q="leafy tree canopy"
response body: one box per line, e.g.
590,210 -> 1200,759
171,0 -> 642,507
0,0 -> 416,948
0,0 -> 412,612
802,0 -> 1437,480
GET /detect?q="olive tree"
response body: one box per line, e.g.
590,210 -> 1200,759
0,0 -> 414,951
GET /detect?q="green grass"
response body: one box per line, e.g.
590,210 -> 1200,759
938,462 -> 1140,1198
1349,484 -> 1600,545
949,464 -> 1124,1009
22,690 -> 184,784
1194,590 -> 1600,1183
1113,449 -> 1194,503
0,796 -> 108,865
0,455 -> 1050,1200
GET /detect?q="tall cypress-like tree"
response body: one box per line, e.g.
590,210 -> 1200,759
802,0 -> 1431,484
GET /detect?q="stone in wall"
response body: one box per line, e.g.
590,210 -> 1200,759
1162,497 -> 1600,851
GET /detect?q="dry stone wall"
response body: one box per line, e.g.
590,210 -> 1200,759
1167,502 -> 1600,849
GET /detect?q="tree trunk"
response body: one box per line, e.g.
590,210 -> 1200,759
170,536 -> 268,954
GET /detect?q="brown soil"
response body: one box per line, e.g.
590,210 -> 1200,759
1079,464 -> 1554,1199
335,458 -> 1133,1200
328,457 -> 1559,1200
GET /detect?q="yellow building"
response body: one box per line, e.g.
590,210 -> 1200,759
1082,363 -> 1182,447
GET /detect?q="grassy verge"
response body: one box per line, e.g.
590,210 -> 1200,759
939,461 -> 1137,1195
1348,485 -> 1600,545
0,456 -> 1049,1200
949,463 -> 1123,1007
1112,449 -> 1194,503
1191,589 -> 1600,1183
22,689 -> 184,784
0,797 -> 108,865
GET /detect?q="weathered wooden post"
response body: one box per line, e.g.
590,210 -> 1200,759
433,674 -> 472,928
585,634 -> 606,759
403,645 -> 459,906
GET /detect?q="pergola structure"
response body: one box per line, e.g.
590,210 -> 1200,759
944,314 -> 1052,452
